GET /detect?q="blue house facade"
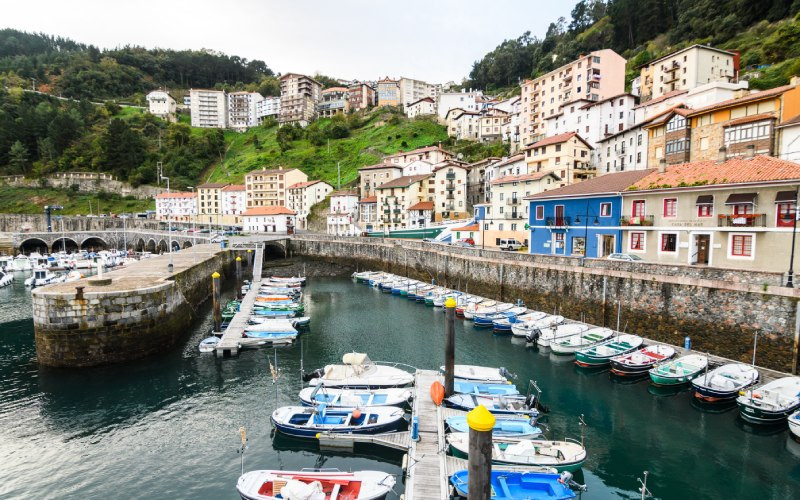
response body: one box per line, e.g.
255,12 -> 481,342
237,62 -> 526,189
525,170 -> 654,258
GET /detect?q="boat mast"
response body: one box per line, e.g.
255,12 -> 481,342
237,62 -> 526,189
637,470 -> 652,499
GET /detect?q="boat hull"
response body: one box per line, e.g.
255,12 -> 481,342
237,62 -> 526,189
649,370 -> 703,386
609,361 -> 655,376
737,401 -> 800,425
271,415 -> 405,438
693,385 -> 743,402
448,444 -> 584,473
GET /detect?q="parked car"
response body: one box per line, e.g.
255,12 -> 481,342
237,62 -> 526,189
607,253 -> 643,262
498,238 -> 523,251
452,239 -> 474,247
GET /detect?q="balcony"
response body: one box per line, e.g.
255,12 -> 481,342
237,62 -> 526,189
393,208 -> 402,214
446,193 -> 455,200
718,214 -> 766,228
546,217 -> 571,228
392,218 -> 402,224
446,172 -> 456,180
506,198 -> 520,206
620,215 -> 655,226
446,203 -> 455,211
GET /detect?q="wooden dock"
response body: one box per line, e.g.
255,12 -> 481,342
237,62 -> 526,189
404,369 -> 448,500
215,245 -> 263,357
318,431 -> 411,451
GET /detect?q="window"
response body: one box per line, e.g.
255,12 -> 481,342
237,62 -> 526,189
630,232 -> 645,251
777,202 -> 796,227
698,204 -> 713,217
632,200 -> 646,217
660,233 -> 677,252
572,237 -> 586,256
730,234 -> 753,257
665,138 -> 689,155
666,115 -> 687,131
637,134 -> 642,145
600,202 -> 611,217
637,152 -> 642,163
663,198 -> 677,217
511,224 -> 517,231
724,120 -> 771,147
535,205 -> 544,220
733,204 -> 752,215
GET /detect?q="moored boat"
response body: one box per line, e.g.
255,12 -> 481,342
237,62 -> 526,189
449,470 -> 576,499
510,314 -> 565,337
550,327 -> 614,355
648,354 -> 709,386
236,469 -> 395,500
442,364 -> 512,383
736,376 -> 800,425
574,334 -> 643,367
528,323 -> 592,347
493,311 -> 547,333
691,363 -> 760,402
198,336 -> 219,353
447,434 -> 587,472
271,404 -> 406,438
610,345 -> 676,376
298,386 -> 412,407
453,381 -> 520,396
473,306 -> 527,328
305,353 -> 414,388
789,410 -> 800,438
445,393 -> 537,416
446,415 -> 543,438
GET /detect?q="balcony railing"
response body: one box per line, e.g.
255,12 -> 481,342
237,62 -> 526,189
446,172 -> 456,180
446,193 -> 455,200
718,214 -> 766,227
620,215 -> 655,226
546,217 -> 571,228
506,198 -> 520,206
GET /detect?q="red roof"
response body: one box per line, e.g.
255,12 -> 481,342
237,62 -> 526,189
633,89 -> 688,109
725,113 -> 775,127
407,201 -> 434,211
527,169 -> 655,200
221,184 -> 245,192
376,174 -> 430,189
779,114 -> 800,127
242,206 -> 296,216
359,196 -> 377,203
491,172 -> 557,185
523,132 -> 592,150
453,224 -> 479,231
358,162 -> 402,171
288,180 -> 326,189
629,156 -> 800,191
156,191 -> 195,199
688,85 -> 795,116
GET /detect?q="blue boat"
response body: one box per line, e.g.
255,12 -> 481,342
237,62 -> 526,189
446,393 -> 538,417
270,404 -> 406,438
242,331 -> 297,342
251,309 -> 297,318
446,415 -> 542,437
474,311 -> 517,328
450,470 -> 576,499
454,381 -> 520,396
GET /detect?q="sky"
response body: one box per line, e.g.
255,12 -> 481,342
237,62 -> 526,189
2,0 -> 574,83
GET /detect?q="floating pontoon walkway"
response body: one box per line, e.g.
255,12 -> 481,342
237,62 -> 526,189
215,245 -> 263,356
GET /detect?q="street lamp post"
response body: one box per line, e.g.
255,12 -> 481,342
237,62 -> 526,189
574,202 -> 599,265
188,186 -> 196,249
161,175 -> 173,273
787,186 -> 799,287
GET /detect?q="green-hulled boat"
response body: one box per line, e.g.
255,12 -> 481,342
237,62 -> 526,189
648,354 -> 708,386
574,334 -> 642,367
253,302 -> 304,312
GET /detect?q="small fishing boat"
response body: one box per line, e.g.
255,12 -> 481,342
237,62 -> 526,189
271,404 -> 406,438
269,276 -> 306,286
449,470 -> 576,499
736,376 -> 800,425
236,469 -> 396,500
253,302 -> 304,312
198,336 -> 220,353
455,295 -> 483,317
493,311 -> 547,333
244,319 -> 297,334
445,393 -> 537,416
442,365 -> 512,383
446,415 -> 543,438
454,381 -> 520,396
648,354 -> 709,386
447,434 -> 587,472
528,323 -> 592,348
510,314 -> 565,337
243,331 -> 297,343
298,386 -> 412,407
305,353 -> 414,388
251,309 -> 298,319
550,327 -> 615,355
463,300 -> 502,320
0,270 -> 13,287
24,269 -> 60,288
691,363 -> 760,402
574,334 -> 643,367
473,306 -> 528,328
433,292 -> 462,307
789,410 -> 800,439
610,345 -> 676,376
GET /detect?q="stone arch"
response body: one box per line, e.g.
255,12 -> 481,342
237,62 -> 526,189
171,240 -> 181,251
157,239 -> 168,253
135,238 -> 146,252
146,239 -> 157,253
19,237 -> 50,254
182,241 -> 192,249
80,236 -> 109,251
49,237 -> 80,253
263,241 -> 287,260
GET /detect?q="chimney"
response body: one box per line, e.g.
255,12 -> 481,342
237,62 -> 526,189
746,144 -> 755,158
658,159 -> 666,173
717,146 -> 728,163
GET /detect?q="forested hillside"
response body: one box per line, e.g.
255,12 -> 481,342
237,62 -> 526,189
468,0 -> 800,91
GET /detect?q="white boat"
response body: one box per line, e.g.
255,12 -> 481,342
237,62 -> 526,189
298,386 -> 412,407
463,300 -> 499,319
305,353 -> 414,388
63,270 -> 84,283
199,336 -> 220,353
24,269 -> 60,288
236,469 -> 396,500
550,327 -> 615,354
510,314 -> 565,337
0,270 -> 13,287
446,433 -> 587,472
442,364 -> 512,384
691,363 -> 760,402
527,323 -> 591,347
789,410 -> 800,439
737,376 -> 800,425
12,255 -> 31,271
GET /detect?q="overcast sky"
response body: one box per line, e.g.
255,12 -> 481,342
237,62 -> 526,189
3,0 -> 574,83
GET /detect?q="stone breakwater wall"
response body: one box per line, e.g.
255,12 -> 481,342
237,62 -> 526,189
289,237 -> 800,373
32,248 -> 238,368
0,214 -> 162,233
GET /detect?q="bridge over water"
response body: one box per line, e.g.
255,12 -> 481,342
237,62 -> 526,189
12,229 -> 213,254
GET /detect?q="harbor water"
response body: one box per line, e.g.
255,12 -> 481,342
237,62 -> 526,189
1,276 -> 800,499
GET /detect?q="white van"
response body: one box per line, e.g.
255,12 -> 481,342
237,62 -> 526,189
498,238 -> 523,251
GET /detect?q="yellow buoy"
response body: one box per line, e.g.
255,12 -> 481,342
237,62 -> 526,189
316,433 -> 321,439
445,297 -> 457,308
212,272 -> 220,278
466,404 -> 496,432
236,256 -> 242,261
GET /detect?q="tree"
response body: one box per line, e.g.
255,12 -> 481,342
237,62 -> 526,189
99,119 -> 145,178
8,140 -> 29,173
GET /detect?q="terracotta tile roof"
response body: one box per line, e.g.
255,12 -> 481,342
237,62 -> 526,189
579,93 -> 635,109
408,97 -> 435,106
407,201 -> 434,210
288,180 -> 326,189
221,184 -> 245,192
359,196 -> 377,203
453,224 -> 479,231
433,163 -> 468,172
725,113 -> 776,127
198,183 -> 228,189
489,154 -> 526,169
242,206 -> 296,216
629,156 -> 800,191
330,190 -> 359,197
321,87 -> 348,93
156,191 -> 195,199
358,162 -> 402,171
491,172 -> 557,185
633,89 -> 688,109
376,174 -> 430,189
384,145 -> 454,159
687,85 -> 794,116
526,169 -> 655,199
522,132 -> 593,150
246,168 -> 299,176
642,105 -> 690,128
779,114 -> 800,127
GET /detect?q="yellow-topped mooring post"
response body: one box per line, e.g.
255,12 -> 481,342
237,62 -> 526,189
444,296 -> 456,397
467,404 -> 495,499
247,249 -> 253,275
212,271 -> 221,333
235,256 -> 243,301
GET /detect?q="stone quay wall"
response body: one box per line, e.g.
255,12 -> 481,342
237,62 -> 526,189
0,214 -> 162,233
288,236 -> 800,373
32,248 -> 238,368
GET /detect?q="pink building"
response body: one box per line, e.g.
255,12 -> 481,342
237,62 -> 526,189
519,49 -> 627,147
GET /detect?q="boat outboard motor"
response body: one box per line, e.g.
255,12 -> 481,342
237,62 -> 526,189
526,327 -> 542,345
302,368 -> 325,382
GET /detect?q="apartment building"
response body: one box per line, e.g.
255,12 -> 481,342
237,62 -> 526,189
619,156 -> 800,272
358,195 -> 378,232
519,49 -> 626,146
256,96 -> 281,123
484,154 -> 527,205
431,164 -> 469,221
245,167 -> 308,208
279,73 -> 322,127
521,132 -> 594,186
155,191 -> 196,222
287,180 -> 334,229
638,45 -> 739,103
498,97 -> 523,152
437,90 -> 484,122
242,206 -> 297,233
326,191 -> 360,236
479,109 -> 510,143
358,163 -> 403,196
377,78 -> 401,107
375,175 -> 430,231
190,89 -> 227,128
778,115 -> 800,162
197,183 -> 227,225
221,184 -> 246,224
348,82 -> 376,111
644,108 -> 694,166
546,94 -> 637,148
319,87 -> 350,117
406,98 -> 435,118
465,157 -> 499,208
445,109 -> 481,140
383,145 -> 455,167
597,123 -> 649,174
146,90 -> 177,122
227,91 -> 264,131
399,77 -> 436,108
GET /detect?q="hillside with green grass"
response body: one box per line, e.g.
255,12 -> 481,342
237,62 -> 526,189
0,186 -> 153,215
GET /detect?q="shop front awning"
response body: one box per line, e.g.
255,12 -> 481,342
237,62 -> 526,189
724,193 -> 756,205
775,190 -> 797,203
695,195 -> 714,205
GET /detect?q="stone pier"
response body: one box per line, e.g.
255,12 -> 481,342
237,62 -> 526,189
32,244 -> 238,367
